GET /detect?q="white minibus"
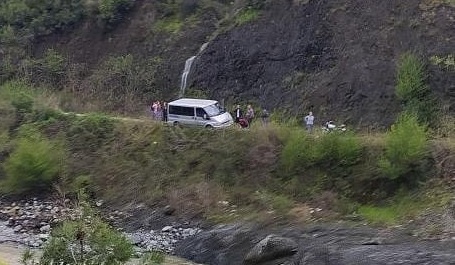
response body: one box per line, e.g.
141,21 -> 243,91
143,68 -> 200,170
167,98 -> 234,128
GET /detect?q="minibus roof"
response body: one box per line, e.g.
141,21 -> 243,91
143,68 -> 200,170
168,98 -> 218,108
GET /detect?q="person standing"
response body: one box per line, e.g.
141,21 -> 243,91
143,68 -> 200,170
304,111 -> 315,133
234,104 -> 243,123
162,101 -> 168,122
245,104 -> 255,125
261,108 -> 270,126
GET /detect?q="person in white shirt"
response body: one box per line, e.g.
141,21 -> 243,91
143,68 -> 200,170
304,111 -> 315,133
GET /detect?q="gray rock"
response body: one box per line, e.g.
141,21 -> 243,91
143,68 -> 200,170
40,224 -> 51,233
245,234 -> 298,264
162,225 -> 173,232
38,234 -> 49,241
128,234 -> 143,245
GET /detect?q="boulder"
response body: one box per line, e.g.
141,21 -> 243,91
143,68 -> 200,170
244,234 -> 298,264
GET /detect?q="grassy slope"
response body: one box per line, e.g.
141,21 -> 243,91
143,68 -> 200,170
1,84 -> 454,230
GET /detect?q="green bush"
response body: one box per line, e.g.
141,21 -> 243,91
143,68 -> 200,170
23,49 -> 67,88
98,0 -> 133,24
280,130 -> 362,177
39,199 -> 133,265
378,113 -> 428,180
0,0 -> 85,35
0,79 -> 34,109
234,7 -> 260,26
2,130 -> 64,194
154,16 -> 184,34
317,132 -> 362,167
280,131 -> 317,175
11,91 -> 33,114
395,53 -> 437,125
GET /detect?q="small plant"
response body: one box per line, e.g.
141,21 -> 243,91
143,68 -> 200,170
39,194 -> 134,265
430,54 -> 455,71
140,251 -> 165,265
378,113 -> 428,180
234,7 -> 260,26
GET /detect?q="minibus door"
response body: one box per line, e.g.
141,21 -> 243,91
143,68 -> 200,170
195,108 -> 209,127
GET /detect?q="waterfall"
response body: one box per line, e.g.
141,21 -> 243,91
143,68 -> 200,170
179,56 -> 196,98
178,42 -> 209,98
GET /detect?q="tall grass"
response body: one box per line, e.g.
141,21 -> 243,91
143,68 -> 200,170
359,192 -> 428,225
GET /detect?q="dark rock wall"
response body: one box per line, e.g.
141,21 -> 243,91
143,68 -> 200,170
189,0 -> 455,127
32,0 -> 455,127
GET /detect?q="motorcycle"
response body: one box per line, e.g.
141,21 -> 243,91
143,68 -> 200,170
322,121 -> 347,133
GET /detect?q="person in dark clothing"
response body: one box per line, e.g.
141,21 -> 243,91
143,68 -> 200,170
234,104 -> 243,123
162,101 -> 168,122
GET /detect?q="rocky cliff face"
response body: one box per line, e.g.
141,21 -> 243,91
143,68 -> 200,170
189,0 -> 455,127
33,0 -> 455,127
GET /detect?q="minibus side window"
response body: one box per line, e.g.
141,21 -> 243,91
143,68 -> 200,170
196,108 -> 206,117
169,106 -> 194,116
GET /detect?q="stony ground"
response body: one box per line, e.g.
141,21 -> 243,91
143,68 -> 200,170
0,197 -> 202,265
0,243 -> 199,265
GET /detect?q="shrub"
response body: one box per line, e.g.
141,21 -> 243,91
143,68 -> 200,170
11,91 -> 33,114
378,113 -> 428,180
0,0 -> 85,35
154,16 -> 184,34
98,0 -> 133,24
2,130 -> 64,194
317,132 -> 362,167
23,49 -> 67,89
87,54 -> 159,112
280,131 -> 318,175
395,52 -> 438,125
0,79 -> 34,111
280,130 -> 362,177
39,197 -> 133,265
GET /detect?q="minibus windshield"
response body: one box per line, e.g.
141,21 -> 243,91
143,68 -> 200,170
204,104 -> 222,117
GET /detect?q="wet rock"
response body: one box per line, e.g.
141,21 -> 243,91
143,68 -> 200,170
163,205 -> 175,216
162,225 -> 173,232
244,235 -> 298,264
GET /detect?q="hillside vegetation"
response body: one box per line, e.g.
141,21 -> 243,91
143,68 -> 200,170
0,76 -> 454,231
0,0 -> 454,241
0,0 -> 453,126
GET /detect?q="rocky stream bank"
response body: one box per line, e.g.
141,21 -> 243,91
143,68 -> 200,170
0,198 -> 202,262
1,198 -> 455,265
